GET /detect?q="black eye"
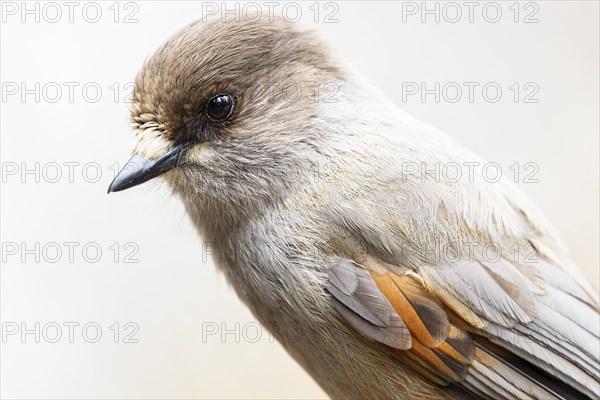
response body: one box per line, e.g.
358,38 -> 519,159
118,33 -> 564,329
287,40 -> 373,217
206,93 -> 234,122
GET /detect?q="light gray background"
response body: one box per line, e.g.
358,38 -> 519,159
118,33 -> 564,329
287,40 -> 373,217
1,1 -> 598,399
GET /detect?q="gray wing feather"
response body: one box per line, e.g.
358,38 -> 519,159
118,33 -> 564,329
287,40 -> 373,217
421,257 -> 600,399
324,256 -> 412,350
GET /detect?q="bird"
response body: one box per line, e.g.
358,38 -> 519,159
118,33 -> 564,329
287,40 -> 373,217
108,16 -> 600,400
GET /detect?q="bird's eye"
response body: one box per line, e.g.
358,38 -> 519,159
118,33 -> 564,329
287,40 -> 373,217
206,93 -> 235,122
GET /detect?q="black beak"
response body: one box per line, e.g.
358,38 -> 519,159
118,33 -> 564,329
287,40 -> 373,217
107,142 -> 194,193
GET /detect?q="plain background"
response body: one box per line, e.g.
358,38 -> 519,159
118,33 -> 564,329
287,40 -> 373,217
1,1 -> 598,399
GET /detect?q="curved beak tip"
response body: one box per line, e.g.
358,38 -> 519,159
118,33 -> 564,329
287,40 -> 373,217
107,143 -> 193,194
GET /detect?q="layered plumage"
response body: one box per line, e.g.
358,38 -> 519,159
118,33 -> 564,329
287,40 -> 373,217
325,255 -> 599,399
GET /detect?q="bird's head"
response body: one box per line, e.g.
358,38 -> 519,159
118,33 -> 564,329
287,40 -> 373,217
108,17 -> 345,225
